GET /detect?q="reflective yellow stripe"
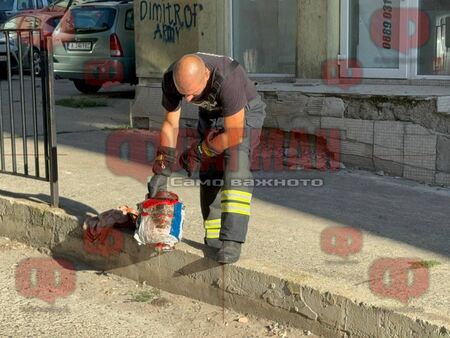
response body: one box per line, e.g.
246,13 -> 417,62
205,228 -> 220,239
204,219 -> 221,229
222,202 -> 250,209
221,196 -> 251,203
221,202 -> 251,215
222,190 -> 252,201
221,207 -> 250,216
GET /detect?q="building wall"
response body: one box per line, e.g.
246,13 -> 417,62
134,0 -> 229,79
297,0 -> 340,78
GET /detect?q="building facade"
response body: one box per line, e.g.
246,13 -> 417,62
132,0 -> 450,186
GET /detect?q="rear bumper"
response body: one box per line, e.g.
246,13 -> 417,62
53,56 -> 135,83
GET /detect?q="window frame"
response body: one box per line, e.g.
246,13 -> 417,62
124,8 -> 133,31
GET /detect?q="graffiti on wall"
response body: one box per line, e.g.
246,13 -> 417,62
139,1 -> 204,43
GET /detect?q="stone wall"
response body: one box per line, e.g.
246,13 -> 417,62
131,84 -> 450,186
260,91 -> 450,186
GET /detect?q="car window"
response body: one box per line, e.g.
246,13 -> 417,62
125,9 -> 133,30
58,7 -> 116,34
0,0 -> 14,10
18,0 -> 34,9
36,0 -> 43,8
47,17 -> 61,28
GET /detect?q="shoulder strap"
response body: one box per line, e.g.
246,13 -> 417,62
208,60 -> 239,104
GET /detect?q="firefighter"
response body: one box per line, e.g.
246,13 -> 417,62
148,53 -> 266,264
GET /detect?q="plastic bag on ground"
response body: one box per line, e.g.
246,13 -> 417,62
134,191 -> 184,251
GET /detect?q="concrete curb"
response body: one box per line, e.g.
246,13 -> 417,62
1,196 -> 449,338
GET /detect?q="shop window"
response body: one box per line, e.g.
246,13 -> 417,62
232,0 -> 296,75
418,0 -> 450,76
348,0 -> 402,69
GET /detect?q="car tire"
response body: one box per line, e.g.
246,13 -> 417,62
73,79 -> 102,94
32,49 -> 41,77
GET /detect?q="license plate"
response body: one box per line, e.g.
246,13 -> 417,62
67,42 -> 92,51
0,55 -> 7,61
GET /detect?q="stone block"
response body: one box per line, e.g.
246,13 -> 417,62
403,165 -> 435,184
341,154 -> 375,170
321,117 -> 345,130
437,136 -> 450,172
277,92 -> 309,105
306,97 -> 325,116
341,140 -> 373,157
404,134 -> 436,170
344,119 -> 374,144
374,121 -> 404,149
306,97 -> 345,117
437,95 -> 450,115
277,116 -> 321,133
373,158 -> 404,177
374,144 -> 403,163
266,100 -> 308,119
436,172 -> 450,186
404,123 -> 433,135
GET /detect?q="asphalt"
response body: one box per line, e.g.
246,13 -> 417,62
0,79 -> 449,336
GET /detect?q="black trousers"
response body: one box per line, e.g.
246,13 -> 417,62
198,96 -> 266,243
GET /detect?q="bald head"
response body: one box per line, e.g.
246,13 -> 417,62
173,54 -> 210,101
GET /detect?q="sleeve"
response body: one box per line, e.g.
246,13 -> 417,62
161,71 -> 183,112
218,65 -> 248,117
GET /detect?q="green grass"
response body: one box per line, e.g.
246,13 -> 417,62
128,289 -> 161,303
409,260 -> 441,269
56,97 -> 108,108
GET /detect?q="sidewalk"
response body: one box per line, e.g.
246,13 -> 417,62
0,82 -> 449,337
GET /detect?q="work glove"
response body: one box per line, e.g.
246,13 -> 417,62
148,146 -> 176,198
179,130 -> 221,177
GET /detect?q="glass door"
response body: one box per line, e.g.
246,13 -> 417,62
340,0 -> 409,78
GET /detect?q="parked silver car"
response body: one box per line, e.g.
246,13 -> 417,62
52,0 -> 135,93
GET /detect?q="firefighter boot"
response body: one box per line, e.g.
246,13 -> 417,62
204,238 -> 222,249
216,240 -> 241,264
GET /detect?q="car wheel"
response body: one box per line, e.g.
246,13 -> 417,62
32,49 -> 41,77
73,79 -> 102,94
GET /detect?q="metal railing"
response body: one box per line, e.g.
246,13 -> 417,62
0,29 -> 58,207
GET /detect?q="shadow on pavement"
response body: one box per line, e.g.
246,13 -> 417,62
0,189 -> 98,223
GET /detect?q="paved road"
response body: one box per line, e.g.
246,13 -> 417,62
0,236 -> 316,338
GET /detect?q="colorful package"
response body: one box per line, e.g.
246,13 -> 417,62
134,191 -> 184,251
